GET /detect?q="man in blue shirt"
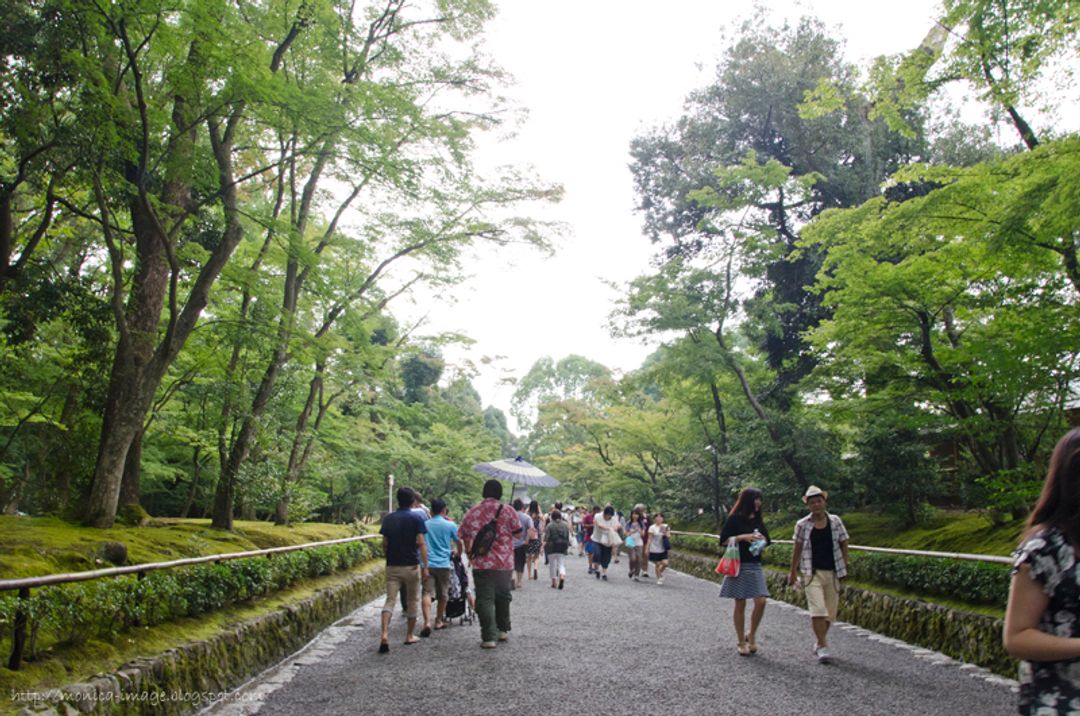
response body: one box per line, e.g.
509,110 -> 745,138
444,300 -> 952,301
423,498 -> 460,631
378,487 -> 429,653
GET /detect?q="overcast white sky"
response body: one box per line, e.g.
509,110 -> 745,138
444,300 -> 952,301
395,0 -> 950,426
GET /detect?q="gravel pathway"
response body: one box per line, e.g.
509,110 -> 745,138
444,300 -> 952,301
204,556 -> 1018,716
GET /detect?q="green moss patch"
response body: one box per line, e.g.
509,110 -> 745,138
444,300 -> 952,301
0,562 -> 382,714
0,516 -> 364,579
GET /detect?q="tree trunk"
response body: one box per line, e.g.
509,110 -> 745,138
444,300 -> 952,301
715,331 -> 810,491
1,462 -> 29,514
181,446 -> 202,518
274,364 -> 331,525
274,495 -> 290,525
120,427 -> 143,509
212,345 -> 286,529
82,195 -> 170,528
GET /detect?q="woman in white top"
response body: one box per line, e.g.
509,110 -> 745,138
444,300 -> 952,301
648,512 -> 671,585
592,505 -> 621,581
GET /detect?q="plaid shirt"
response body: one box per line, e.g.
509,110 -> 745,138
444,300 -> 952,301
793,512 -> 849,579
458,498 -> 521,571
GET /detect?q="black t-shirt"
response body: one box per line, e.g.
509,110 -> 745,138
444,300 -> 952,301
379,509 -> 427,566
719,513 -> 770,564
810,522 -> 836,571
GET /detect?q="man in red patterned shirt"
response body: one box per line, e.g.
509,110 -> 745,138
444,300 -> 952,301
458,479 -> 522,649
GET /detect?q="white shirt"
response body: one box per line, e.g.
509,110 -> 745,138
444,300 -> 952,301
648,524 -> 668,553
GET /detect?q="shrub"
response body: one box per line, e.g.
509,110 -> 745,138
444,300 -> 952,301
676,538 -> 1009,606
0,537 -> 380,666
101,541 -> 129,566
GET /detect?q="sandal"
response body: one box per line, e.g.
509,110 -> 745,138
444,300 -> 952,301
746,634 -> 758,654
433,622 -> 448,630
737,642 -> 750,657
404,637 -> 420,645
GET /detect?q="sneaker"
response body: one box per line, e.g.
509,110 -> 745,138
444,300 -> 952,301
595,569 -> 600,580
656,577 -> 664,585
481,641 -> 496,649
640,573 -> 650,578
816,646 -> 832,663
633,576 -> 640,582
558,577 -> 564,590
497,631 -> 509,642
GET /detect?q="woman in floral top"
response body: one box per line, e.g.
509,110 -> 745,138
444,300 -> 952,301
1005,428 -> 1080,715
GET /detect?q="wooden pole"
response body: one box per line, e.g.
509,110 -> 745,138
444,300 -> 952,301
7,587 -> 30,670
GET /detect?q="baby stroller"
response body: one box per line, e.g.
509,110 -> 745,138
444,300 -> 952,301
445,553 -> 475,626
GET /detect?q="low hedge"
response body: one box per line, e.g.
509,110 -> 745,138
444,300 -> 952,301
0,539 -> 380,664
670,535 -> 1010,607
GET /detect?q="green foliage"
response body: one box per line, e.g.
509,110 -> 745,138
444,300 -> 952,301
760,543 -> 1010,606
801,136 -> 1080,509
0,540 -> 378,664
511,356 -> 612,434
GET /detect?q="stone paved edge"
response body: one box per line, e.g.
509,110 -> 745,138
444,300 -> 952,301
14,564 -> 386,716
670,550 -> 1015,677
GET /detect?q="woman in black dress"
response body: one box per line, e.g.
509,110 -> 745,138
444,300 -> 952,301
719,487 -> 771,656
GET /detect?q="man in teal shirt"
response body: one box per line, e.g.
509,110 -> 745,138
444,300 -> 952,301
423,498 -> 460,631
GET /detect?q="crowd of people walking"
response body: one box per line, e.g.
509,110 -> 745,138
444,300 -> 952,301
375,479 -> 884,669
376,426 -> 1080,715
377,483 -> 674,652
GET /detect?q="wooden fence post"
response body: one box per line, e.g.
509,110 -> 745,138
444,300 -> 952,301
7,587 -> 30,670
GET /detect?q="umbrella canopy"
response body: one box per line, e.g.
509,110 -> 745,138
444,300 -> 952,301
473,456 -> 560,488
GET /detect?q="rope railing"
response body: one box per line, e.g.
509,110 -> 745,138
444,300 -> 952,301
667,530 -> 1013,565
0,533 -> 380,671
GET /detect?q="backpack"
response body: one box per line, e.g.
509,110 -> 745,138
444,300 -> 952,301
547,523 -> 570,553
469,504 -> 503,559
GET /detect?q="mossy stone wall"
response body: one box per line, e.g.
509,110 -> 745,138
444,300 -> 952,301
17,565 -> 385,716
671,551 -> 1015,677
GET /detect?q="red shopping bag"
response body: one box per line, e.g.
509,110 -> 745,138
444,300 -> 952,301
715,538 -> 741,577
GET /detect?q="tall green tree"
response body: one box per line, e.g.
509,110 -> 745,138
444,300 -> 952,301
802,141 -> 1080,511
625,16 -> 928,491
510,355 -> 611,435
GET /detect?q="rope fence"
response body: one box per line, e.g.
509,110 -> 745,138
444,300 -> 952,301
0,534 -> 380,670
667,530 -> 1013,565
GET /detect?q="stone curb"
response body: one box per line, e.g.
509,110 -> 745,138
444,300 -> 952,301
14,565 -> 386,716
671,550 -> 1015,677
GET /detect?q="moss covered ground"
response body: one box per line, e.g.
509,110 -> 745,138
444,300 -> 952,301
0,516 -> 365,579
0,516 -> 376,710
0,565 -> 380,713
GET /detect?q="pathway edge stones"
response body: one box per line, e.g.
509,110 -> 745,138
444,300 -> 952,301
12,565 -> 386,716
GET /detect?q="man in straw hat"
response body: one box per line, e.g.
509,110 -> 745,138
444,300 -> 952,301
787,485 -> 850,664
